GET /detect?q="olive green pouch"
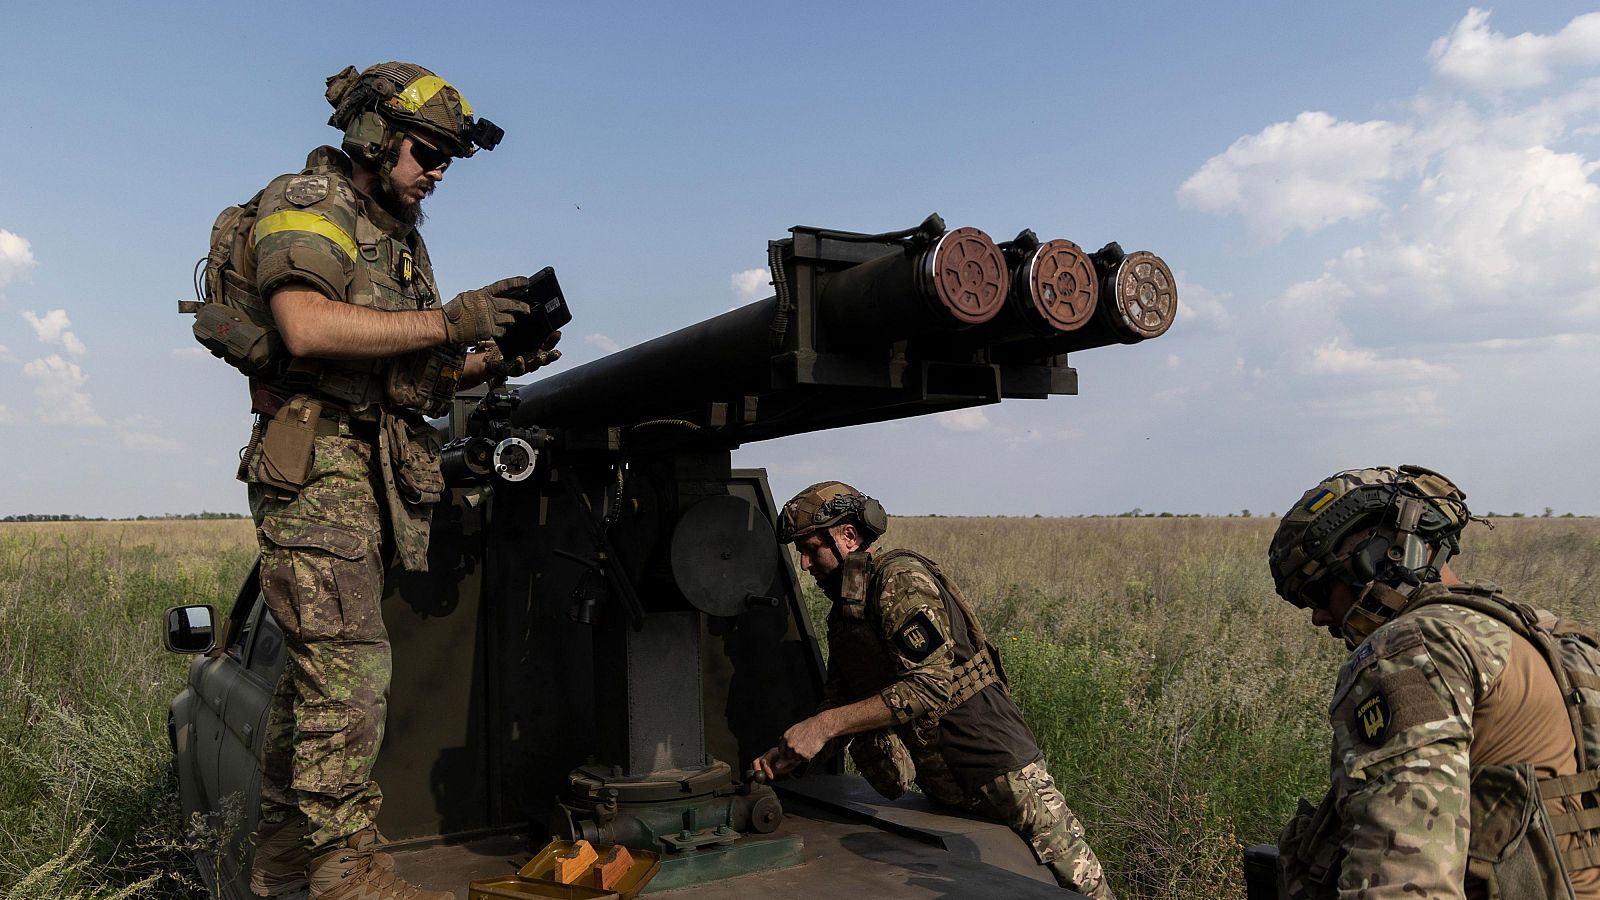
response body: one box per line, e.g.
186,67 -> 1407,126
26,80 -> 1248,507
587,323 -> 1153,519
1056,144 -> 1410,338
385,345 -> 464,418
849,729 -> 915,800
255,397 -> 322,494
193,302 -> 280,376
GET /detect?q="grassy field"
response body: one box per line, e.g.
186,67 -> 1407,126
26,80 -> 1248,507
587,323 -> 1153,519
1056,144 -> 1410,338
3,516 -> 1598,899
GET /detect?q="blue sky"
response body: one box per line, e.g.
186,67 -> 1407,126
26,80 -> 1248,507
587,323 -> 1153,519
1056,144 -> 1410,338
3,3 -> 1599,517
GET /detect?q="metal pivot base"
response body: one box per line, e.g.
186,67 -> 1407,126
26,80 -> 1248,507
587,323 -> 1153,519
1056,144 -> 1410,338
552,759 -> 785,854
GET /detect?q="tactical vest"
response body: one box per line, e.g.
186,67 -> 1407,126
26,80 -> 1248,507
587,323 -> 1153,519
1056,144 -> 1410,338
839,548 -> 1009,804
1282,584 -> 1600,899
1408,586 -> 1600,897
186,151 -> 462,418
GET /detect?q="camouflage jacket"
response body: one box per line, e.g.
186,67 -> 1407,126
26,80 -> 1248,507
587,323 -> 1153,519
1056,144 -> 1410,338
826,551 -> 964,725
250,145 -> 462,414
1282,581 -> 1586,899
242,147 -> 458,571
825,549 -> 1037,800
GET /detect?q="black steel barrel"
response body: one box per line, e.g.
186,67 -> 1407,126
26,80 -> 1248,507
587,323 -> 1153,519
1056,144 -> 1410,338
512,296 -> 777,429
818,226 -> 1008,345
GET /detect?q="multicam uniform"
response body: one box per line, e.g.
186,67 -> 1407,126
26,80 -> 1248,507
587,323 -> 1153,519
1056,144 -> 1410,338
1280,581 -> 1600,899
826,548 -> 1113,899
240,145 -> 458,852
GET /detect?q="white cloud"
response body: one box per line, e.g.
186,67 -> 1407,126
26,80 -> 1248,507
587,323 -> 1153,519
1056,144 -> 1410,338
0,230 -> 36,288
118,430 -> 182,453
1457,332 -> 1600,353
1430,8 -> 1600,92
0,405 -> 13,425
172,346 -> 212,360
1166,354 -> 1181,368
1193,18 -> 1600,347
1178,111 -> 1413,242
1173,282 -> 1231,328
731,268 -> 770,303
23,309 -> 87,355
935,407 -> 991,432
584,333 -> 621,354
1308,386 -> 1450,426
1321,140 -> 1600,327
1304,339 -> 1456,381
21,354 -> 103,426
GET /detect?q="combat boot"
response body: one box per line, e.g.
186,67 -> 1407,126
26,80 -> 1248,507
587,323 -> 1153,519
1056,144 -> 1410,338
250,815 -> 310,896
308,828 -> 454,900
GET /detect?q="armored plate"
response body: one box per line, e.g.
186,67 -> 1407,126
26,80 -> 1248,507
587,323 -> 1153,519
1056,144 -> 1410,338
669,495 -> 779,617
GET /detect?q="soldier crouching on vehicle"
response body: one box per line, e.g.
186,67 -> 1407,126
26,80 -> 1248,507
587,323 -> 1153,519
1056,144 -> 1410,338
753,482 -> 1114,898
1270,465 -> 1600,899
204,63 -> 561,900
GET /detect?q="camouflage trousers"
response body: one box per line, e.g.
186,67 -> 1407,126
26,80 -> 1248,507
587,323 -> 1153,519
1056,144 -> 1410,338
977,760 -> 1115,899
250,431 -> 392,854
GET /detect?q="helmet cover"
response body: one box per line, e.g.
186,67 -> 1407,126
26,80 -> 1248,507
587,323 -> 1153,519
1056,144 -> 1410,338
778,481 -> 889,545
1268,464 -> 1470,610
326,62 -> 500,159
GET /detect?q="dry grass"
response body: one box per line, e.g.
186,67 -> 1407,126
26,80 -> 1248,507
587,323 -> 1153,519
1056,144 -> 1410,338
5,516 -> 1598,898
0,521 -> 255,899
850,515 -> 1600,898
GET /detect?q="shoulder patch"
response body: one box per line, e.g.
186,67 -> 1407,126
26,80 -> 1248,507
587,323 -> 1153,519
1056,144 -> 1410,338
1353,690 -> 1392,745
285,175 -> 330,207
894,609 -> 944,663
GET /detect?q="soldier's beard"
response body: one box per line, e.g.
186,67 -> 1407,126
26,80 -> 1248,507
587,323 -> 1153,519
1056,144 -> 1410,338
813,565 -> 845,601
377,175 -> 430,227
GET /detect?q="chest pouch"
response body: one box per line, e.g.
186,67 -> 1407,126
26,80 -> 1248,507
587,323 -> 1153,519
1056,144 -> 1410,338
849,729 -> 915,801
1276,791 -> 1342,900
1465,763 -> 1574,900
385,345 -> 465,419
382,412 -> 445,507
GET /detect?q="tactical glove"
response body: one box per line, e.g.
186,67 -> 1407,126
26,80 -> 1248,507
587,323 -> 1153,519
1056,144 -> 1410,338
482,331 -> 563,380
441,277 -> 532,345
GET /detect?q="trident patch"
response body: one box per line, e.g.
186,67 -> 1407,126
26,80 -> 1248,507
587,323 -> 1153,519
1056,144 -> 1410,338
894,610 -> 944,663
399,250 -> 415,285
1354,690 -> 1391,745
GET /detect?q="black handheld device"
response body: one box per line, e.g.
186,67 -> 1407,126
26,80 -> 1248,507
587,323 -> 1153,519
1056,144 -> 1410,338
497,267 -> 573,358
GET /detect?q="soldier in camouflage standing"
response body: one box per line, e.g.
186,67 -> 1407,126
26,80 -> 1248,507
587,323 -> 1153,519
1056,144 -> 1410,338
1270,465 -> 1600,899
753,482 -> 1114,898
205,63 -> 560,900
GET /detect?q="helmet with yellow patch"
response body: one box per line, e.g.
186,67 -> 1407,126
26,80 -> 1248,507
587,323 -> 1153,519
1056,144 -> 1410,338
1269,465 -> 1472,645
325,62 -> 503,171
777,481 -> 889,545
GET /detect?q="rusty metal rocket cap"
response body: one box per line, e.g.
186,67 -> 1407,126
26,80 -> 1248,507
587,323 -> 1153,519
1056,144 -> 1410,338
1020,239 -> 1099,331
777,481 -> 888,544
919,227 -> 1008,325
1102,251 -> 1177,340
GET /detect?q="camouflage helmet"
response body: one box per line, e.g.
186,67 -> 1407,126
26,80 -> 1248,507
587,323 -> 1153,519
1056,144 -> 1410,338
325,62 -> 503,162
1268,464 -> 1470,612
777,481 -> 889,545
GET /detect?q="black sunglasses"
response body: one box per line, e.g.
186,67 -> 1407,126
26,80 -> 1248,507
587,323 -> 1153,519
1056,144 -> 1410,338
408,136 -> 452,173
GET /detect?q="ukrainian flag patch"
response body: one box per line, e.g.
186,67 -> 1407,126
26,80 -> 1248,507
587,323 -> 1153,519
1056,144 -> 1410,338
1306,489 -> 1336,513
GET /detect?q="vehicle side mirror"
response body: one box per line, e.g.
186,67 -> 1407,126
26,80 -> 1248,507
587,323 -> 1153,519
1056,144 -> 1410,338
165,605 -> 217,654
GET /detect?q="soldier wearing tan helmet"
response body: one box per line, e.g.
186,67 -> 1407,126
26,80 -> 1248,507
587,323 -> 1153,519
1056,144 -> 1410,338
755,482 -> 1115,898
1270,465 -> 1600,899
205,63 -> 561,900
